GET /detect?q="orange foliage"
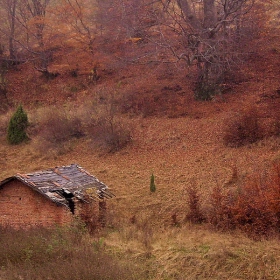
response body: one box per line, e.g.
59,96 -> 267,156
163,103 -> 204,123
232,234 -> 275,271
203,162 -> 280,238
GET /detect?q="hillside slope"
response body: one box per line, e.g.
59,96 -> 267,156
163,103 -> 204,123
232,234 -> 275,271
1,34 -> 280,279
1,33 -> 280,223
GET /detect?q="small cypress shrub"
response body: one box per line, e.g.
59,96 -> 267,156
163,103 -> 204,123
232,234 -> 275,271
7,105 -> 29,144
150,173 -> 156,193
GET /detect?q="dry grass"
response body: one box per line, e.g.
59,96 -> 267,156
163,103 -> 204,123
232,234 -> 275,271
0,112 -> 279,279
0,225 -> 146,280
150,226 -> 280,279
103,223 -> 280,280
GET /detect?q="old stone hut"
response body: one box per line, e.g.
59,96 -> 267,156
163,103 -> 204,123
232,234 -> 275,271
0,164 -> 114,229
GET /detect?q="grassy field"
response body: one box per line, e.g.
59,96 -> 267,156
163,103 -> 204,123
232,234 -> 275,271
1,96 -> 280,279
0,220 -> 280,279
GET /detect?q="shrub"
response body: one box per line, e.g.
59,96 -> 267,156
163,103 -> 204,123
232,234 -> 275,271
186,162 -> 280,238
0,112 -> 10,137
208,185 -> 235,231
194,83 -> 220,101
208,162 -> 280,238
7,105 -> 29,144
223,108 -> 263,147
231,176 -> 279,238
185,185 -> 205,224
0,227 -> 142,280
34,108 -> 84,155
87,116 -> 131,153
85,87 -> 132,153
41,113 -> 83,144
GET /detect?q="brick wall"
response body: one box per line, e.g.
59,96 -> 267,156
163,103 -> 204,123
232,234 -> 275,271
75,195 -> 100,231
0,180 -> 73,229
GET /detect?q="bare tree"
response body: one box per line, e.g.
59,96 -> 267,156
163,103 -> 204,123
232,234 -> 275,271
7,0 -> 18,59
150,0 -> 256,100
0,0 -> 19,59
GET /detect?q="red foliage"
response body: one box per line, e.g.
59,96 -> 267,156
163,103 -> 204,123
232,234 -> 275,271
223,107 -> 263,147
186,186 -> 205,224
191,162 -> 280,238
208,186 -> 235,231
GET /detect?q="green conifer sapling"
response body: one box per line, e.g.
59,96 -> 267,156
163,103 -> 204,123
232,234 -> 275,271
150,173 -> 156,193
7,105 -> 29,145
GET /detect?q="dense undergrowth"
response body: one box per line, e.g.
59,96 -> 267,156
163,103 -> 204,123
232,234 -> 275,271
186,160 -> 280,239
0,223 -> 147,280
1,220 -> 280,280
223,105 -> 280,147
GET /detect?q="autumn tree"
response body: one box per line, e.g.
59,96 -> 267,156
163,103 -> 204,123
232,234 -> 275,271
0,0 -> 21,60
0,0 -> 50,52
54,0 -> 96,51
0,0 -> 54,75
93,0 -> 161,63
18,0 -> 54,74
93,0 -> 258,100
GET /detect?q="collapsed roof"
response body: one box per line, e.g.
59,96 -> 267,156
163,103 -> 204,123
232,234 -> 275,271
0,164 -> 114,208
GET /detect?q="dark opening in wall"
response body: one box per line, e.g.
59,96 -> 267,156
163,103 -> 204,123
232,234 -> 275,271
67,198 -> 75,214
55,189 -> 75,214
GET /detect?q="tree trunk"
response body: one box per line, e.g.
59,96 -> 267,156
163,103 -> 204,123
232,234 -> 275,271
176,0 -> 200,30
203,0 -> 217,30
8,0 -> 17,59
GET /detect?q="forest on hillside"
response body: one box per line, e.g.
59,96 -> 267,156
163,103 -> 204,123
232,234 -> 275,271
0,0 -> 279,105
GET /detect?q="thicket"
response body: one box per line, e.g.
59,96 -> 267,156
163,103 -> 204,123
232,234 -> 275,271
32,102 -> 131,155
40,110 -> 83,143
185,161 -> 280,239
85,89 -> 132,153
223,106 -> 280,147
87,116 -> 131,153
0,226 -> 143,280
7,105 -> 29,145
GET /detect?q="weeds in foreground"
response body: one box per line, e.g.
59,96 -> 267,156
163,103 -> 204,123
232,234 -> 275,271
0,226 -> 144,280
